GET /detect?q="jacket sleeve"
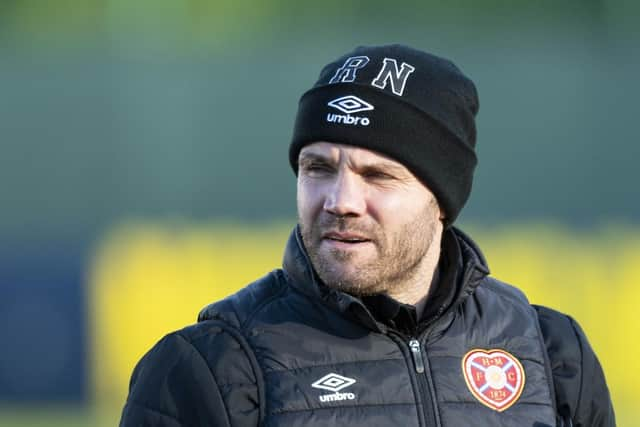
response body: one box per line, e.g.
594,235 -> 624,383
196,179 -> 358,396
119,332 -> 232,427
535,305 -> 616,427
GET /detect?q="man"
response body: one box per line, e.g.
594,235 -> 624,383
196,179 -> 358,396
120,44 -> 615,426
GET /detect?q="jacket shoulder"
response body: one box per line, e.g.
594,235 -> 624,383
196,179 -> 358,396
120,320 -> 264,426
534,305 -> 616,427
481,276 -> 531,305
198,269 -> 287,328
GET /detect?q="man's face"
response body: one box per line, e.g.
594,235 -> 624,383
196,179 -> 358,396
297,142 -> 443,297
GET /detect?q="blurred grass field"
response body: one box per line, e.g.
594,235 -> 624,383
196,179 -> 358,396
0,405 -> 113,427
3,221 -> 638,426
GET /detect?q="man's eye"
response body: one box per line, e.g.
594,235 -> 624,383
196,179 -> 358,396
363,171 -> 392,180
302,163 -> 333,174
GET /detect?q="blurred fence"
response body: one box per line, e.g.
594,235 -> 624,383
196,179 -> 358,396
0,241 -> 86,402
2,1 -> 640,238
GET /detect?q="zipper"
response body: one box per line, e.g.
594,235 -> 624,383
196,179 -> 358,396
408,337 -> 439,427
387,333 -> 427,427
409,339 -> 425,373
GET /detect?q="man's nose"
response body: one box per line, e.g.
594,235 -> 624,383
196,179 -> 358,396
323,171 -> 367,216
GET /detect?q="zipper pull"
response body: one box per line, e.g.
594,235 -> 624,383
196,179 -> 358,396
409,339 -> 425,373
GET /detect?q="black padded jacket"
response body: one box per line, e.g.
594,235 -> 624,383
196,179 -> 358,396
120,227 -> 615,427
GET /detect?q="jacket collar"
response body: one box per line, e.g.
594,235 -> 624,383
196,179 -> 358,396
281,224 -> 490,333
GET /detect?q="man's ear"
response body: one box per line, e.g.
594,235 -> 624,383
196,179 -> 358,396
439,207 -> 446,221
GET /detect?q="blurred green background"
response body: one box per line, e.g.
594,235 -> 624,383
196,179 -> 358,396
1,0 -> 639,425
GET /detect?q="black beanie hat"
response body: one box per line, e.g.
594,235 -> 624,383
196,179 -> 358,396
289,44 -> 479,226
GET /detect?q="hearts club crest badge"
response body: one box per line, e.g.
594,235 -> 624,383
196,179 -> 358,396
462,349 -> 525,412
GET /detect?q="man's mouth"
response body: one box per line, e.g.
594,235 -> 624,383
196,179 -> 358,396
322,232 -> 371,244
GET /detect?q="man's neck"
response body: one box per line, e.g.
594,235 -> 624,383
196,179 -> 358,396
413,266 -> 440,319
386,229 -> 443,312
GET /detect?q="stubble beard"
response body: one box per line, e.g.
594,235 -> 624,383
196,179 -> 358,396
299,204 -> 438,297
